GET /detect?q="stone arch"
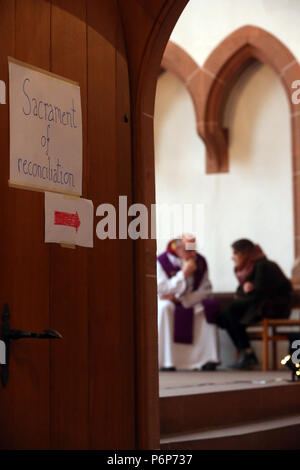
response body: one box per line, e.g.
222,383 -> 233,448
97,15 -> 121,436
194,25 -> 300,176
161,41 -> 202,125
160,26 -> 300,256
199,25 -> 300,256
161,27 -> 300,178
127,0 -> 190,449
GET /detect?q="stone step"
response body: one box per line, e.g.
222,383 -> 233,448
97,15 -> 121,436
161,414 -> 300,450
160,382 -> 300,435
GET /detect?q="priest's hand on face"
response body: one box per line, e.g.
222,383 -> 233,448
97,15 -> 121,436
159,294 -> 180,303
243,281 -> 255,293
182,259 -> 197,278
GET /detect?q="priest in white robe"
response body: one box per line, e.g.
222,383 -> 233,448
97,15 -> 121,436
157,234 -> 219,371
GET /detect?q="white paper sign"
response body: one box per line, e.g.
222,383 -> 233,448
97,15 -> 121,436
9,58 -> 82,195
45,192 -> 93,248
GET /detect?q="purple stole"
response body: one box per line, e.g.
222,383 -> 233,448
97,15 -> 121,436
157,252 -> 207,344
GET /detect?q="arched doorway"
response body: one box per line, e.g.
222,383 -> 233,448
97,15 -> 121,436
133,7 -> 300,449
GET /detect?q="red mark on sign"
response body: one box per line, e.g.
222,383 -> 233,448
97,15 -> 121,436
54,211 -> 80,232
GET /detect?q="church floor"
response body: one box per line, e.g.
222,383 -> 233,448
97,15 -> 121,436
159,369 -> 293,396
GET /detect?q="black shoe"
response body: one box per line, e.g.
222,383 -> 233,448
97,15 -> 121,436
201,362 -> 219,371
160,366 -> 177,371
228,352 -> 258,370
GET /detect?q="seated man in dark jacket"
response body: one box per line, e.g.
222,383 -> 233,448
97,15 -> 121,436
217,239 -> 292,369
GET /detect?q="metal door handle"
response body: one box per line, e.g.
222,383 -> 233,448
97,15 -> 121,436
1,303 -> 62,387
5,328 -> 62,340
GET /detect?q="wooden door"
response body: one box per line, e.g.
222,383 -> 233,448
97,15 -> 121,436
0,0 -> 135,450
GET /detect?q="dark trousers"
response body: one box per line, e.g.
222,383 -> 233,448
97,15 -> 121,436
217,296 -> 291,352
217,300 -> 253,352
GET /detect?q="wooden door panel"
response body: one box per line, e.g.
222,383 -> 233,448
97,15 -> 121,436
0,1 -> 16,448
0,0 -> 51,449
87,0 -> 135,449
0,0 -> 135,449
50,0 -> 89,449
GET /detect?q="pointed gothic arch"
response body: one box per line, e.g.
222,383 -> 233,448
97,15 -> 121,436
197,25 -> 300,174
161,25 -> 300,255
161,40 -> 201,113
162,26 -> 300,175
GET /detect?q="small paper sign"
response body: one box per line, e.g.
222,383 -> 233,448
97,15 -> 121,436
9,58 -> 82,195
45,192 -> 93,248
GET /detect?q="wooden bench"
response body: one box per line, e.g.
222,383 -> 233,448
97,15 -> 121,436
247,318 -> 300,371
214,290 -> 300,371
